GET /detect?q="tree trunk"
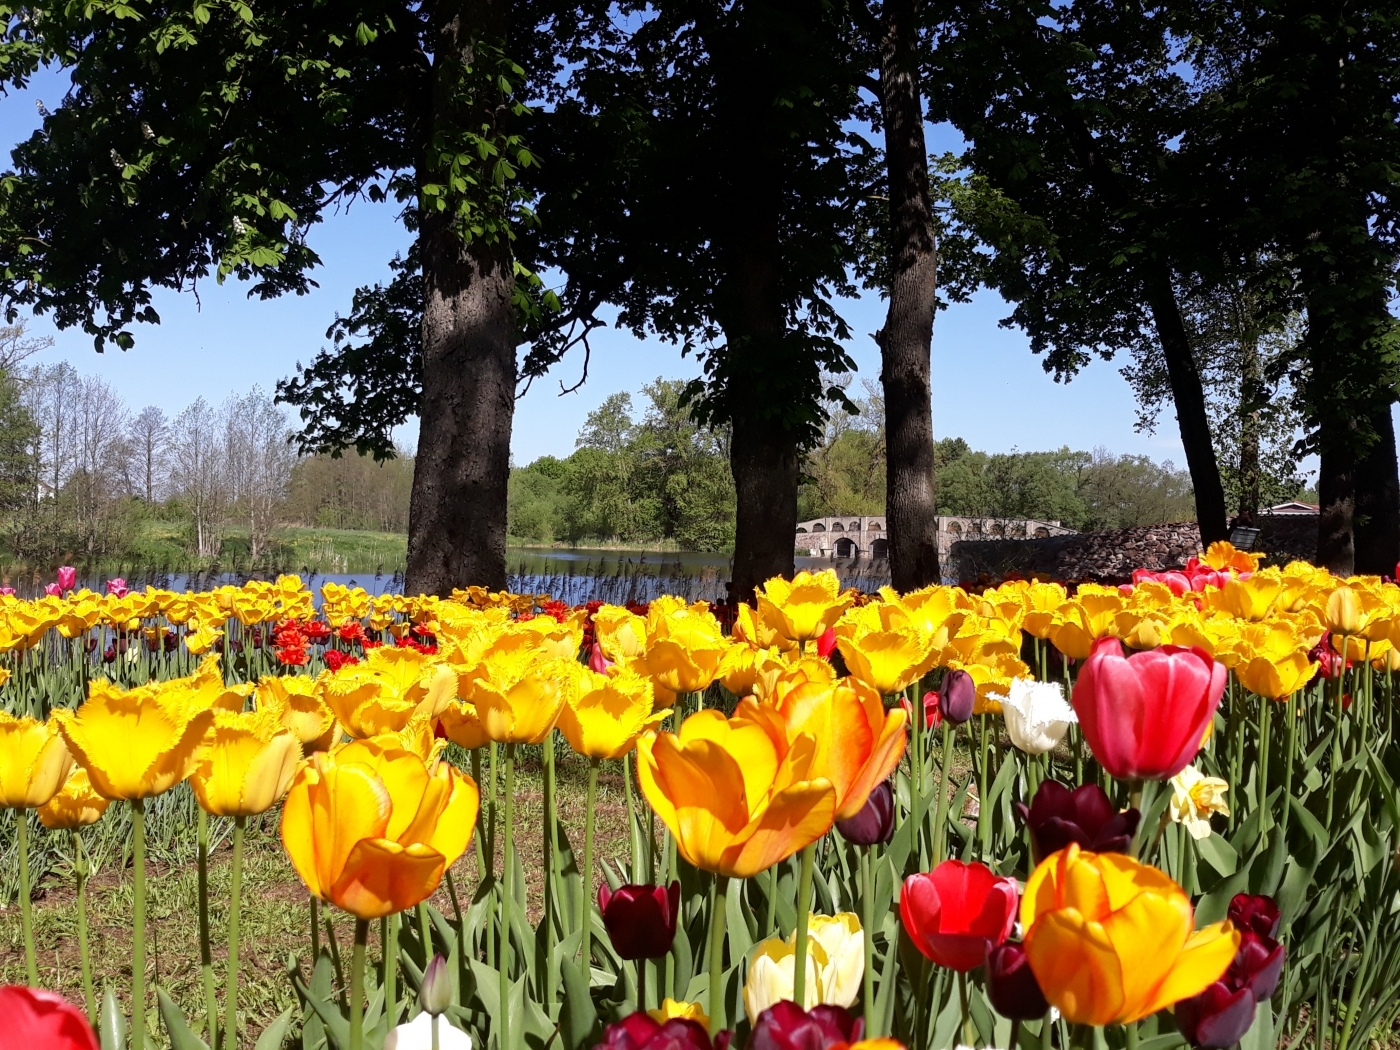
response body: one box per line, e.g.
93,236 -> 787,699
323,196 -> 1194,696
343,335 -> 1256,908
1317,423 -> 1356,575
1142,267 -> 1230,545
874,0 -> 941,591
729,410 -> 801,602
405,1 -> 516,595
1353,404 -> 1399,576
1236,330 -> 1263,519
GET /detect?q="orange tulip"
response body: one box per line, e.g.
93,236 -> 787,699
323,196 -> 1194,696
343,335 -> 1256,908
280,743 -> 479,919
1021,844 -> 1238,1025
636,706 -> 836,878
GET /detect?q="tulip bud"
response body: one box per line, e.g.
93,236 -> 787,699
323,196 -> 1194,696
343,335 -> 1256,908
57,566 -> 76,592
1226,894 -> 1281,939
1174,982 -> 1257,1049
816,627 -> 838,659
939,670 -> 975,725
589,642 -> 614,674
106,577 -> 128,598
985,942 -> 1049,1021
420,953 -> 452,1016
45,583 -> 62,597
1014,780 -> 1139,864
1325,586 -> 1362,635
599,881 -> 680,960
746,1002 -> 861,1050
835,780 -> 895,846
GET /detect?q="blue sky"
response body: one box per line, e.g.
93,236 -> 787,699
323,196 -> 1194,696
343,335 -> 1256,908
0,69 -> 1191,470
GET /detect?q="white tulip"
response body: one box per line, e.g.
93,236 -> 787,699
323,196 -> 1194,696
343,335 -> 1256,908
996,678 -> 1076,755
807,913 -> 864,1010
384,1012 -> 473,1050
743,912 -> 865,1023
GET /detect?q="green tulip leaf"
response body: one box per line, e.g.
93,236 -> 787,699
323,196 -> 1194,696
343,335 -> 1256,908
559,954 -> 599,1050
99,986 -> 127,1050
254,1008 -> 296,1050
156,987 -> 210,1050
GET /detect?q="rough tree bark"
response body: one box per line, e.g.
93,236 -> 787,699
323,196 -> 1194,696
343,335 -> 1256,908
871,0 -> 941,591
406,0 -> 516,595
1353,405 -> 1399,576
1317,423 -> 1356,576
1236,330 -> 1264,519
1142,267 -> 1230,545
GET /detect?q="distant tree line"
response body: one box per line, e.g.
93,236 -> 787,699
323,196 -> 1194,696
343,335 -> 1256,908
0,324 -> 411,567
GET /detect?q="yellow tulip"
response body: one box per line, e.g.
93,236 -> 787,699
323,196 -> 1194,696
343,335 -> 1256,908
733,602 -> 799,653
557,667 -> 668,760
1020,581 -> 1069,640
717,643 -> 788,697
37,768 -> 111,829
1201,540 -> 1262,574
648,999 -> 710,1027
458,644 -> 574,745
280,744 -> 479,920
257,675 -> 339,751
190,707 -> 302,817
833,602 -> 936,696
1236,650 -> 1315,698
54,680 -> 216,800
643,597 -> 728,695
1326,586 -> 1363,635
755,570 -> 854,643
0,711 -> 74,808
185,622 -> 225,655
637,706 -> 836,878
1216,573 -> 1282,621
321,646 -> 457,739
1021,844 -> 1239,1025
593,605 -> 649,660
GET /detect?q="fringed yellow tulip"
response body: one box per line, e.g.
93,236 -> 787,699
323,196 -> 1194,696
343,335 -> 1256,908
642,597 -> 728,695
191,707 -> 302,816
760,675 -> 906,821
0,712 -> 74,808
833,602 -> 936,696
37,769 -> 110,829
1325,586 -> 1363,635
637,705 -> 836,877
257,675 -> 339,751
280,743 -> 479,920
320,646 -> 457,738
53,680 -> 215,799
755,570 -> 854,643
557,667 -> 668,759
733,602 -> 799,653
1021,844 -> 1239,1025
717,643 -> 788,697
458,644 -> 574,744
593,605 -> 649,660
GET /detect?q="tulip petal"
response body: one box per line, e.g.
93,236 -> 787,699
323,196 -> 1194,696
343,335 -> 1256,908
1024,909 -> 1126,1027
1100,885 -> 1196,1020
1137,921 -> 1241,1020
722,777 -> 837,878
331,838 -> 447,919
281,758 -> 391,900
414,765 -> 481,865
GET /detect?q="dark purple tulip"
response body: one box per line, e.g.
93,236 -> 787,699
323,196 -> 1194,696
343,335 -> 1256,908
1014,781 -> 1139,864
596,1013 -> 724,1050
1175,982 -> 1257,1049
599,881 -> 680,960
940,669 -> 976,725
746,1003 -> 861,1050
985,942 -> 1049,1021
1229,931 -> 1286,1003
1228,894 -> 1281,939
836,781 -> 895,846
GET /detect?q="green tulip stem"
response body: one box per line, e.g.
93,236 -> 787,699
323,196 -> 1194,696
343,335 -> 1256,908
1125,1020 -> 1138,1050
1258,697 -> 1272,842
1040,1011 -> 1053,1050
859,847 -> 876,1035
957,968 -> 973,1047
486,743 -> 498,970
224,815 -> 245,1049
386,913 -> 399,1026
623,752 -> 641,883
74,832 -> 94,1022
16,810 -> 37,986
543,731 -> 558,1001
794,842 -> 817,1005
934,724 -> 954,864
131,798 -> 148,1050
581,758 -> 599,968
472,748 -> 486,878
432,1015 -> 440,1050
197,808 -> 218,1044
419,902 -> 433,968
978,713 -> 990,857
310,896 -> 320,960
1279,694 -> 1297,845
350,919 -> 369,1050
500,744 -> 517,1050
706,874 -> 730,1036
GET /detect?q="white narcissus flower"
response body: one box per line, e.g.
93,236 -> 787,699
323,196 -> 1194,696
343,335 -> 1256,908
743,912 -> 865,1023
384,1012 -> 473,1050
995,678 -> 1077,755
1170,764 -> 1230,840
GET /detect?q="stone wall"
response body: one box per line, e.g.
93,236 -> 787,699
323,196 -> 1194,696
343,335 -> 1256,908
946,516 -> 1319,585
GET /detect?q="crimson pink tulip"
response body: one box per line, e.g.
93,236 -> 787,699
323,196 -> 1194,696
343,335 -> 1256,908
900,860 -> 1018,972
598,881 -> 680,960
0,987 -> 99,1050
1072,637 -> 1226,780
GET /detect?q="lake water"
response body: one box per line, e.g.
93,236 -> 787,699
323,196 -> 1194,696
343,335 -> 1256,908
6,548 -> 894,604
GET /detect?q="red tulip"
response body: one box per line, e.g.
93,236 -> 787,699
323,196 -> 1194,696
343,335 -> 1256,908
0,987 -> 99,1050
900,860 -> 1018,972
816,627 -> 838,659
1072,637 -> 1226,780
596,1012 -> 728,1050
598,881 -> 680,960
